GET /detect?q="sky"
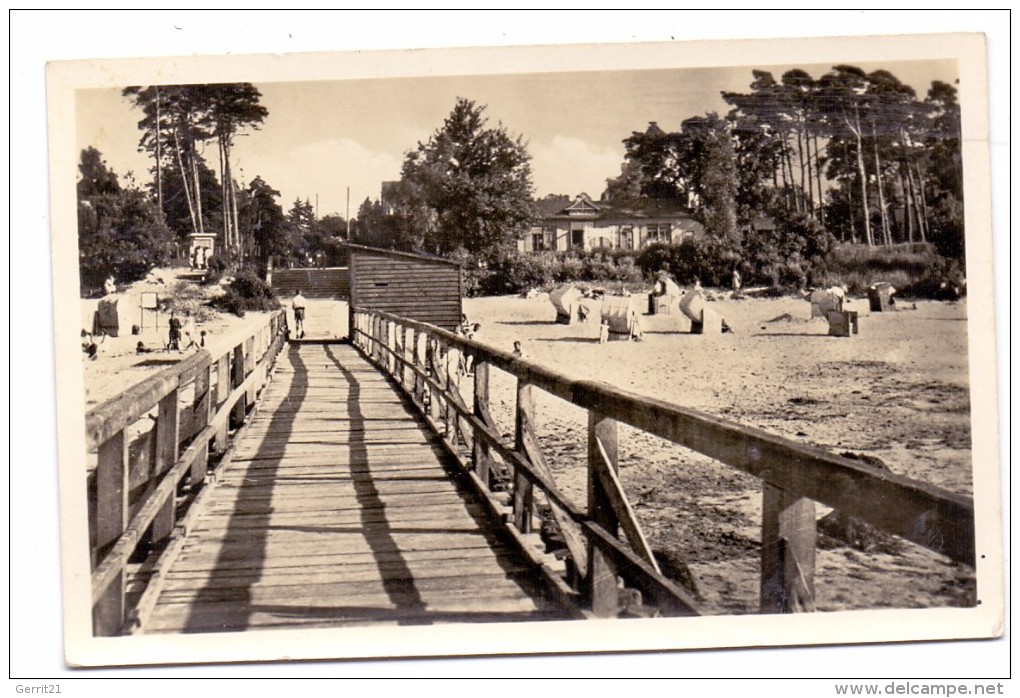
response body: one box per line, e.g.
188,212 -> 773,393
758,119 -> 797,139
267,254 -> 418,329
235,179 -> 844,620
76,59 -> 958,220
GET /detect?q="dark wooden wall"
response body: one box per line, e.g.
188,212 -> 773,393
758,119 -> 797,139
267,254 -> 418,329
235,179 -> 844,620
271,267 -> 350,299
350,250 -> 462,331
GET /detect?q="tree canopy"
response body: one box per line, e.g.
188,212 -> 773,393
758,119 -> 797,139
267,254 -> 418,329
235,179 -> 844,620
391,98 -> 536,255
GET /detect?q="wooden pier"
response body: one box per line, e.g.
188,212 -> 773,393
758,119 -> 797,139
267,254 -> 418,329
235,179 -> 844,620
139,343 -> 567,633
85,306 -> 974,637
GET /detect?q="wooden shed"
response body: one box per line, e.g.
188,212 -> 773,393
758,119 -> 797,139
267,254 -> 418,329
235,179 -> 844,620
345,243 -> 464,335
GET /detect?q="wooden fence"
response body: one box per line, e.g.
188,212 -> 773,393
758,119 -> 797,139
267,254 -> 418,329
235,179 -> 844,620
352,307 -> 975,618
85,311 -> 288,635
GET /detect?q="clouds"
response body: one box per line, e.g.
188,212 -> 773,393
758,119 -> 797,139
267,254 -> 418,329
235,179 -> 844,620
529,135 -> 624,199
232,137 -> 403,217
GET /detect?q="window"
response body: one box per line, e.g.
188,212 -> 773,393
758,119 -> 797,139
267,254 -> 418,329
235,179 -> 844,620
620,226 -> 634,250
532,232 -> 546,251
544,226 -> 557,251
647,223 -> 672,244
571,229 -> 585,249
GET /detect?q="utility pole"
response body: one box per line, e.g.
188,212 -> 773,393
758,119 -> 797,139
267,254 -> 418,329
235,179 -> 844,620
346,186 -> 351,240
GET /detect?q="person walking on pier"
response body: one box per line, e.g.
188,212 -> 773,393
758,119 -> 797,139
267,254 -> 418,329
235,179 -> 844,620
292,290 -> 307,339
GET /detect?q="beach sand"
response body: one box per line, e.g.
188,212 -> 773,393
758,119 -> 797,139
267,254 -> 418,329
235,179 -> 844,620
463,291 -> 975,614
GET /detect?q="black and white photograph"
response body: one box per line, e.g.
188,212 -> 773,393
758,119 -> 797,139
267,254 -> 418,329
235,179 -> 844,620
15,10 -> 1007,684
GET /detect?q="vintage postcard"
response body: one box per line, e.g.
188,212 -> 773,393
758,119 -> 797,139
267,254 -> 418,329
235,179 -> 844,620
45,30 -> 1003,673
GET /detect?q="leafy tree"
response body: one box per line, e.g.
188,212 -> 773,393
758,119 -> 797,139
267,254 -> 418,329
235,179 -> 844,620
158,156 -> 223,242
680,114 -> 741,245
123,83 -> 268,258
201,83 -> 269,254
77,146 -> 122,199
237,176 -> 287,271
393,98 -> 536,255
77,148 -> 173,295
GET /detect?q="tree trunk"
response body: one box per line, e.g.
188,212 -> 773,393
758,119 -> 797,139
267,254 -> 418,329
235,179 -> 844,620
871,125 -> 891,245
218,135 -> 229,251
913,160 -> 930,243
796,125 -> 807,213
850,109 -> 873,246
172,127 -> 199,236
901,167 -> 918,243
224,142 -> 241,257
783,135 -> 799,213
190,134 -> 204,235
813,134 -> 826,225
155,86 -> 163,223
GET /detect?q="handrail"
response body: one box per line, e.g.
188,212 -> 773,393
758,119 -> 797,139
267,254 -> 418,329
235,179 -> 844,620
87,310 -> 288,635
352,306 -> 975,618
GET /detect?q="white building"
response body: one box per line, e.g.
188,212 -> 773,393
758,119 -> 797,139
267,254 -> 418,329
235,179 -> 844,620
519,193 -> 704,253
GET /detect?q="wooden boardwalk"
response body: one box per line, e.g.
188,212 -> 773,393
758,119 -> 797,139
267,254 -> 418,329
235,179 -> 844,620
139,342 -> 568,634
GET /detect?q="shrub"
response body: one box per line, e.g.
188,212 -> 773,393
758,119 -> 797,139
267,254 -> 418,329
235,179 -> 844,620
161,281 -> 219,323
203,254 -> 230,285
208,270 -> 281,317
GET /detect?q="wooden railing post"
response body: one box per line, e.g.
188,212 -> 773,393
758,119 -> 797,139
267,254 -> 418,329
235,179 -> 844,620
760,485 -> 816,613
191,363 -> 211,444
396,324 -> 406,387
213,353 -> 230,452
231,344 -> 246,428
442,340 -> 455,438
93,431 -> 128,635
427,336 -> 441,422
585,411 -> 620,617
244,336 -> 256,406
411,329 -> 423,406
472,360 -> 492,487
150,388 -> 180,545
513,381 -> 535,533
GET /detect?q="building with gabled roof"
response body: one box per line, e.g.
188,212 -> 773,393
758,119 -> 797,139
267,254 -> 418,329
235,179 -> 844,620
519,192 -> 705,253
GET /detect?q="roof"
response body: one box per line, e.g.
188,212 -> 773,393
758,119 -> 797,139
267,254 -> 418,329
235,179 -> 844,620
341,242 -> 464,268
533,193 -> 700,224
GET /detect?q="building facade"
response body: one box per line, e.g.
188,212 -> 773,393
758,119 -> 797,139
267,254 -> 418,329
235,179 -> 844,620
518,193 -> 704,253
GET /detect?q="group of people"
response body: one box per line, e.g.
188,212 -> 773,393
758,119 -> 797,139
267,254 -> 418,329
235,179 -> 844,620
189,247 -> 210,271
166,311 -> 203,352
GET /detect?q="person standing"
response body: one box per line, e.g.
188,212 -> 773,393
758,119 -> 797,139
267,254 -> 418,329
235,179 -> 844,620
168,311 -> 182,352
292,290 -> 307,338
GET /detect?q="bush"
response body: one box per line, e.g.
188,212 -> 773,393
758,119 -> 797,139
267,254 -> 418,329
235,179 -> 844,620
818,243 -> 962,299
202,254 -> 230,285
208,270 -> 281,317
636,238 -> 737,287
161,281 -> 219,323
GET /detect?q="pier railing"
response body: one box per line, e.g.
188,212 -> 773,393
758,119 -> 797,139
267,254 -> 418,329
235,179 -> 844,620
352,307 -> 975,618
85,310 -> 288,635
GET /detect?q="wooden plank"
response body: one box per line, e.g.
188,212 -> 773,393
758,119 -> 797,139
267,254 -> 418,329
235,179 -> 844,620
85,351 -> 206,451
151,388 -> 180,544
591,435 -> 660,574
161,558 -> 533,588
230,343 -> 246,428
585,411 -> 619,617
144,595 -> 547,633
760,484 -> 817,613
473,361 -> 492,487
513,381 -> 535,534
192,503 -> 489,529
167,545 -> 514,573
520,418 -> 589,579
93,430 -> 128,636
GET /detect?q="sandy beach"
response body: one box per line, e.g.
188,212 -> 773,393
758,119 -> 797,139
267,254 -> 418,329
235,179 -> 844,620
462,291 -> 975,614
